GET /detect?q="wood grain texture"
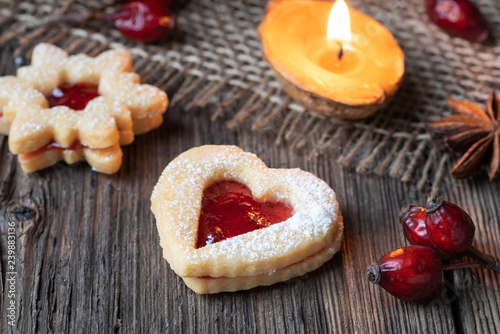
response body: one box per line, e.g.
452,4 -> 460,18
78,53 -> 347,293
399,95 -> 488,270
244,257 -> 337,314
0,46 -> 499,334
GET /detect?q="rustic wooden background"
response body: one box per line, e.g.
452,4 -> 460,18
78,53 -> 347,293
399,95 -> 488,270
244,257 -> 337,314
1,41 -> 500,334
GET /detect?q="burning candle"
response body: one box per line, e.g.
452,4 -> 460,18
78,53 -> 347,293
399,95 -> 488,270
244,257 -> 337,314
259,0 -> 405,119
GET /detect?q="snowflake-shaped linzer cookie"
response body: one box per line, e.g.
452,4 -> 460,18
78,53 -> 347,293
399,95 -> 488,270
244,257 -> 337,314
4,78 -> 132,174
2,43 -> 168,174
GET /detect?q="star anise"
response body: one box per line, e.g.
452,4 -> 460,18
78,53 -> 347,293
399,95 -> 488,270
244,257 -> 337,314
426,91 -> 500,181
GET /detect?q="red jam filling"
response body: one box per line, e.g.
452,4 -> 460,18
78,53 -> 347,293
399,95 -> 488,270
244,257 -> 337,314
23,140 -> 86,159
196,180 -> 293,248
46,82 -> 100,110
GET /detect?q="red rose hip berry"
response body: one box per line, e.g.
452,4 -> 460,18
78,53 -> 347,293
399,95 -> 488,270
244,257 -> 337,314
424,196 -> 475,255
367,246 -> 442,301
399,205 -> 432,247
161,0 -> 177,8
106,0 -> 175,43
426,0 -> 489,43
399,205 -> 449,259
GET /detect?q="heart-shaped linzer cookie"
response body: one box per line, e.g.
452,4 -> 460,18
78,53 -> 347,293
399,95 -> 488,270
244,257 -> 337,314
151,145 -> 343,293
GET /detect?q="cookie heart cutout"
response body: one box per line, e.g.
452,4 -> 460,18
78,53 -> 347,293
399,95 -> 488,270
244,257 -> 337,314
151,145 -> 343,293
197,180 -> 294,248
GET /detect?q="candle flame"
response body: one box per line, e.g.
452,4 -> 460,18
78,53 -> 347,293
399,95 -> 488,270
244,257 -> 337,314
327,0 -> 352,43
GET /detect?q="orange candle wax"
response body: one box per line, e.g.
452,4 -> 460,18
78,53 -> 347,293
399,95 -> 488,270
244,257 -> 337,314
259,0 -> 405,119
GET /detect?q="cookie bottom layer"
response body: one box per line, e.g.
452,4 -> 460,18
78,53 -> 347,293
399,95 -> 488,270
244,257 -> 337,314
119,128 -> 135,146
18,143 -> 122,174
182,215 -> 344,294
133,114 -> 163,135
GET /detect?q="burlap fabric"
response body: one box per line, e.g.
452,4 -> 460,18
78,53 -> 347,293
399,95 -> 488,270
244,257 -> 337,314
1,0 -> 499,192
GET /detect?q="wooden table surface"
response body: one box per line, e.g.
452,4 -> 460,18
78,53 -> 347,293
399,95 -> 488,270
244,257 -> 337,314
1,44 -> 500,334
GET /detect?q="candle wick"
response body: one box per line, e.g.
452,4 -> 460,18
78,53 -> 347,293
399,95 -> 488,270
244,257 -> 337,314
338,45 -> 344,60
